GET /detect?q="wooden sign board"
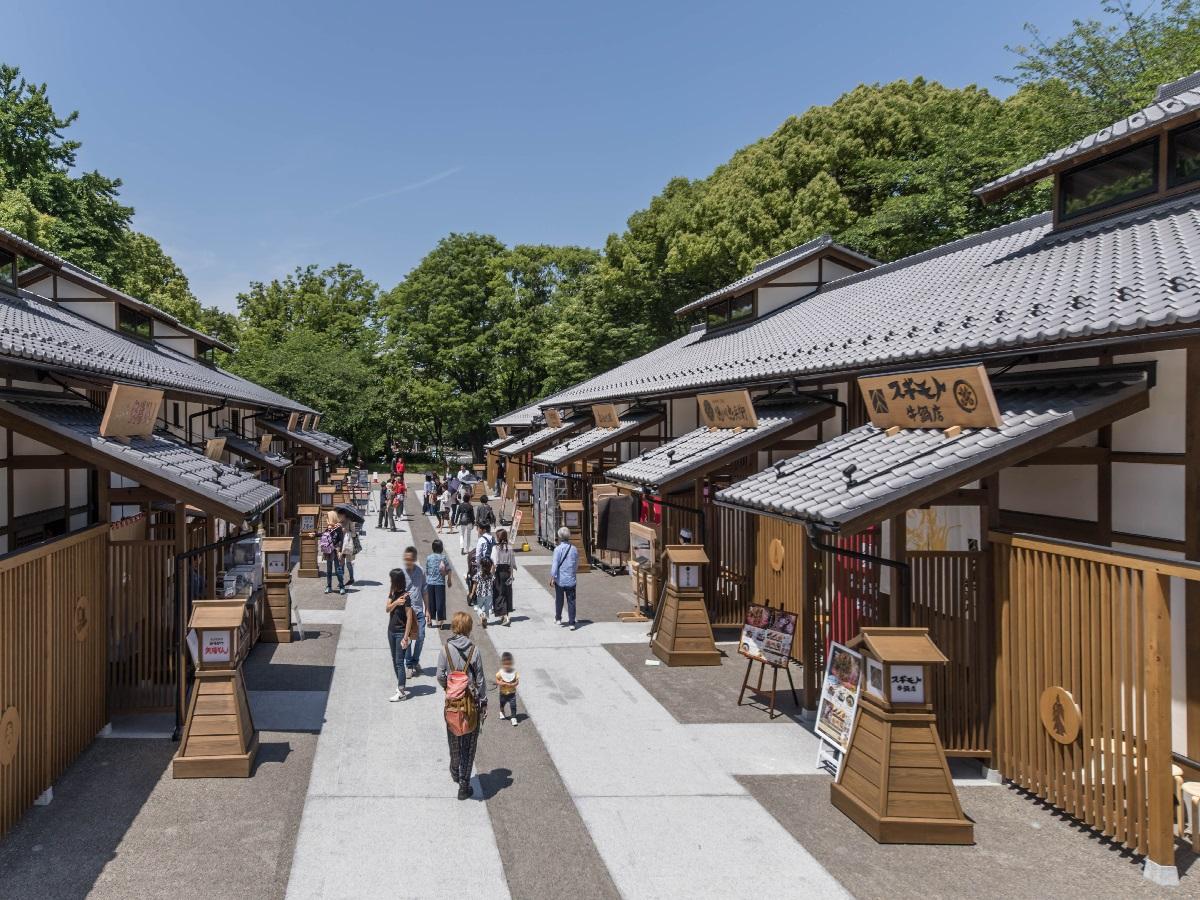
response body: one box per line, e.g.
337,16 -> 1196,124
99,384 -> 163,438
204,437 -> 226,460
258,433 -> 274,453
496,425 -> 509,439
697,390 -> 758,430
592,403 -> 621,430
858,364 -> 1001,430
544,408 -> 563,429
287,412 -> 300,431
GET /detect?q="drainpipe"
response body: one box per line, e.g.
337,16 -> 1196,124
187,400 -> 226,447
804,522 -> 911,627
792,381 -> 847,435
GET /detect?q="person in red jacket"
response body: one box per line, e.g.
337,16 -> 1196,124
394,456 -> 406,477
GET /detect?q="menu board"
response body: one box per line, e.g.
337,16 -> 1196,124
816,642 -> 864,752
738,604 -> 796,668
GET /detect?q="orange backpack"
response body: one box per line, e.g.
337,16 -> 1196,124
444,645 -> 478,736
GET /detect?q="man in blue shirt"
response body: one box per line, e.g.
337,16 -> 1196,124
402,546 -> 427,676
549,527 -> 580,629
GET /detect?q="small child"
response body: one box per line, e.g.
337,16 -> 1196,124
469,557 -> 496,628
495,651 -> 520,726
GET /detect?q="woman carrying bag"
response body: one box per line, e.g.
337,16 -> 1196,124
386,568 -> 418,702
491,528 -> 517,626
437,612 -> 487,800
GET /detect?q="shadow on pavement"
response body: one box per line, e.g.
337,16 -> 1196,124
477,767 -> 514,799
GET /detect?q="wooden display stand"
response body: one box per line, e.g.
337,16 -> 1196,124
651,545 -> 720,666
260,537 -> 294,643
297,503 -> 321,578
173,600 -> 258,778
831,627 -> 974,845
559,499 -> 591,572
514,482 -> 533,536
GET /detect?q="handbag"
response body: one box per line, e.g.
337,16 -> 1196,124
444,645 -> 478,736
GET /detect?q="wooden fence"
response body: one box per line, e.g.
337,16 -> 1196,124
706,502 -> 755,627
107,539 -> 177,713
0,526 -> 108,838
992,531 -> 1200,870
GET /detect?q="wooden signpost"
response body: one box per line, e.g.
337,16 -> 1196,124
261,537 -> 294,643
514,482 -> 533,536
99,384 -> 163,439
592,403 -> 621,430
697,390 -> 758,430
651,545 -> 720,666
858,364 -> 1001,430
559,499 -> 590,573
737,603 -> 800,719
297,503 -> 321,578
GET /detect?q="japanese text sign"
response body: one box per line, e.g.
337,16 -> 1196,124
592,403 -> 621,430
858,364 -> 1001,430
99,384 -> 163,439
697,390 -> 758,430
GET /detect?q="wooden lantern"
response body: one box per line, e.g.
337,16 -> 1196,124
173,600 -> 258,778
651,545 -> 720,666
297,503 -> 321,578
558,499 -> 590,573
317,483 -> 336,511
260,536 -> 294,643
831,627 -> 974,845
514,482 -> 533,536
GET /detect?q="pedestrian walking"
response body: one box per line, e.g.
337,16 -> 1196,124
422,473 -> 436,516
491,528 -> 517,626
495,455 -> 507,498
437,484 -> 453,532
402,545 -> 427,677
495,651 -> 520,726
339,511 -> 358,586
320,517 -> 346,595
377,478 -> 389,529
425,538 -> 451,628
438,612 -> 487,800
469,556 -> 496,628
457,496 -> 476,554
386,568 -> 418,701
474,494 -> 496,532
550,527 -> 579,629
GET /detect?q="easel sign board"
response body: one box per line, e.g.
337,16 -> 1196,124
544,408 -> 563,429
697,390 -> 758,430
511,509 -> 523,537
99,384 -> 163,438
592,403 -> 620,430
816,642 -> 864,765
738,604 -> 796,668
858,364 -> 1001,430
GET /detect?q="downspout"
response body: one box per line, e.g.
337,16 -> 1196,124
791,381 -> 847,435
188,400 -> 227,447
804,522 -> 911,627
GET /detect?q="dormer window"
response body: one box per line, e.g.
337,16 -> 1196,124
198,342 -> 217,365
705,292 -> 756,331
118,305 -> 152,340
1059,138 -> 1159,221
1168,121 -> 1200,188
0,247 -> 16,295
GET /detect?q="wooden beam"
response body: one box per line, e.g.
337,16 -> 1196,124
1187,346 -> 1200,758
1110,450 -> 1187,465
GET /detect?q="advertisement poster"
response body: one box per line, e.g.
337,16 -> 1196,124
738,604 -> 797,668
201,630 -> 231,664
816,642 -> 864,751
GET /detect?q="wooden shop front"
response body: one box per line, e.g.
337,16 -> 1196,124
497,413 -> 589,488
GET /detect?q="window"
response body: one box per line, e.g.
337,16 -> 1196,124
173,403 -> 181,427
0,246 -> 16,294
230,409 -> 241,435
705,299 -> 730,330
118,306 -> 152,340
1169,121 -> 1200,188
1059,139 -> 1158,220
703,292 -> 755,331
198,342 -> 217,365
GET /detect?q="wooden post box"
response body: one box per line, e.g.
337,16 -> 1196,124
514,482 -> 533,536
297,503 -> 321,578
651,545 -> 720,666
831,627 -> 974,845
558,499 -> 590,573
173,600 -> 258,778
260,536 -> 294,643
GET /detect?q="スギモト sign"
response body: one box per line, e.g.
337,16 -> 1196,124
858,364 -> 1001,430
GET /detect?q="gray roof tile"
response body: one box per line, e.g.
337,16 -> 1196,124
499,416 -> 589,457
532,410 -> 663,467
260,418 -> 351,458
216,429 -> 292,470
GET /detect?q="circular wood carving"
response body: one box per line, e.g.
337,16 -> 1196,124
73,594 -> 90,641
768,538 -> 786,573
0,706 -> 20,766
1039,686 -> 1081,744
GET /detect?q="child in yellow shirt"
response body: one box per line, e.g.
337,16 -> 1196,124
496,651 -> 519,726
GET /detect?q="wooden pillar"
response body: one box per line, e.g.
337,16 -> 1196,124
204,515 -> 218,596
1144,570 -> 1175,870
1186,346 -> 1200,758
802,536 -> 818,710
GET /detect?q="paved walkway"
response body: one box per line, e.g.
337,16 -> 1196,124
285,497 -> 847,899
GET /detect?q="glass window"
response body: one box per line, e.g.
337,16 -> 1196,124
1059,139 -> 1158,220
705,299 -> 729,330
729,293 -> 754,323
0,247 -> 16,292
198,342 -> 217,365
1169,121 -> 1200,188
118,306 -> 152,340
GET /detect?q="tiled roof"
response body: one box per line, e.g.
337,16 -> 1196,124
0,226 -> 65,268
485,432 -> 524,452
499,416 -> 589,457
532,410 -> 663,467
489,399 -> 546,429
715,368 -> 1151,533
674,235 -> 878,316
260,418 -> 351,458
0,396 -> 281,520
216,429 -> 292,470
976,72 -> 1200,201
0,288 -> 312,412
607,401 -> 831,489
538,193 -> 1200,407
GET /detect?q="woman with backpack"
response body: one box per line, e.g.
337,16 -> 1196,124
320,517 -> 346,595
424,538 -> 451,628
437,611 -> 487,800
338,511 -> 358,587
386,568 -> 418,701
491,528 -> 517,627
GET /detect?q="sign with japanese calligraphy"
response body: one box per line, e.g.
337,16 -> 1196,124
204,437 -> 226,460
858,364 -> 1001,430
544,408 -> 563,429
592,403 -> 621,430
697,390 -> 758,430
99,384 -> 163,438
888,665 -> 926,704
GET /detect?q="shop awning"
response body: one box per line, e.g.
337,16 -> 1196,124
217,429 -> 292,471
715,366 -> 1152,535
532,410 -> 664,468
260,418 -> 351,459
607,399 -> 834,491
0,396 -> 281,522
499,415 -> 589,458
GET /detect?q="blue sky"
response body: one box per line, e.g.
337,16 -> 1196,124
11,0 -> 1105,309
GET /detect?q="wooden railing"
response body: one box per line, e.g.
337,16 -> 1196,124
0,526 -> 108,838
107,539 -> 177,713
991,531 -> 1200,869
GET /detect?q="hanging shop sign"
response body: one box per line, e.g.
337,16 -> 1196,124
739,604 -> 796,668
858,364 -> 1001,430
816,642 -> 864,753
544,408 -> 563,429
204,437 -> 226,460
592,403 -> 621,430
259,433 -> 274,454
1039,685 -> 1081,744
99,384 -> 163,439
697,390 -> 758,430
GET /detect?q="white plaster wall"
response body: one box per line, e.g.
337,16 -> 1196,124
669,397 -> 697,438
157,336 -> 195,357
69,513 -> 88,531
23,275 -> 54,298
998,465 -> 1098,520
14,469 -> 63,516
152,321 -> 187,338
757,284 -> 818,316
111,472 -> 139,489
1111,349 -> 1186,453
13,433 -> 62,456
0,470 -> 9,527
1111,462 -> 1186,540
69,469 -> 87,507
59,300 -> 116,329
822,259 -> 861,281
765,259 -> 820,286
